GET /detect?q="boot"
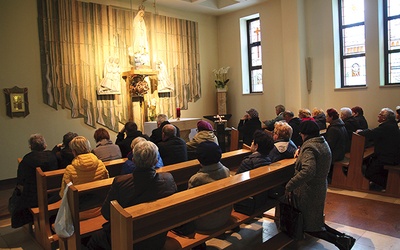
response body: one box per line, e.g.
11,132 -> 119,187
335,235 -> 351,250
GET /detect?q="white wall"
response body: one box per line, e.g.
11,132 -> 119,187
0,0 -> 219,180
218,0 -> 399,128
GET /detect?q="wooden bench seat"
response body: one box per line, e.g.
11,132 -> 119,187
330,133 -> 372,191
110,158 -> 296,249
58,178 -> 113,250
384,164 -> 400,197
31,158 -> 126,250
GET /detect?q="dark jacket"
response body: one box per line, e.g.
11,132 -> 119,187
325,118 -> 349,162
52,145 -> 74,169
236,152 -> 272,174
288,117 -> 303,147
238,117 -> 262,146
149,121 -> 181,144
268,139 -> 297,163
354,115 -> 368,130
116,131 -> 147,158
314,113 -> 327,130
13,150 -> 58,228
157,136 -> 188,166
100,168 -> 177,249
358,120 -> 400,165
343,116 -> 361,143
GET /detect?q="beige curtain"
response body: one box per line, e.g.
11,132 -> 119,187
37,0 -> 200,131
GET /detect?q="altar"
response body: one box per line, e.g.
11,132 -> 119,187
144,118 -> 201,142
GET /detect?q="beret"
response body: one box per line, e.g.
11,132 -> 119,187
196,141 -> 222,165
197,120 -> 214,131
299,120 -> 320,136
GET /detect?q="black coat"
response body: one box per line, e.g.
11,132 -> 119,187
236,152 -> 272,174
157,136 -> 188,166
354,115 -> 368,129
100,169 -> 177,249
358,120 -> 400,165
343,116 -> 361,143
288,117 -> 303,147
149,121 -> 180,144
238,117 -> 262,146
116,131 -> 148,158
325,119 -> 349,162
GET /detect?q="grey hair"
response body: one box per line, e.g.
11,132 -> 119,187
132,141 -> 158,169
340,107 -> 352,119
156,114 -> 168,125
29,134 -> 47,151
381,108 -> 395,121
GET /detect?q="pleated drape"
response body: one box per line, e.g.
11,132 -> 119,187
37,0 -> 200,131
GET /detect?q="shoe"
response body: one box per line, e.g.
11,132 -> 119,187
335,235 -> 351,250
348,236 -> 356,249
369,181 -> 385,192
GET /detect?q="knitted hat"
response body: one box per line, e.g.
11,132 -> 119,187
196,141 -> 222,165
299,120 -> 320,136
246,108 -> 259,118
197,120 -> 213,131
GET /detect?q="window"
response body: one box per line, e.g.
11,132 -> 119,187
384,0 -> 400,85
338,0 -> 366,87
247,18 -> 263,93
240,14 -> 262,94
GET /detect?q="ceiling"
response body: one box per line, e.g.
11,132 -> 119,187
150,0 -> 268,16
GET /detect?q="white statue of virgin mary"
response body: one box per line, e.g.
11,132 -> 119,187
130,9 -> 150,68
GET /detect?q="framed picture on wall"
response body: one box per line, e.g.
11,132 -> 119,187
3,86 -> 29,118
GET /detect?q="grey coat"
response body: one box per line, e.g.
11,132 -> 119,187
285,136 -> 332,232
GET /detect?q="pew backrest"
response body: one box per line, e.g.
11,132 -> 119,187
110,158 -> 295,249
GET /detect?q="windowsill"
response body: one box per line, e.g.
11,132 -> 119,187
334,86 -> 368,90
379,84 -> 400,88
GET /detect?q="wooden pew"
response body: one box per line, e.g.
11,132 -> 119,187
384,164 -> 400,197
229,127 -> 239,151
330,133 -> 373,191
157,148 -> 251,188
51,149 -> 250,250
32,158 -> 126,250
110,158 -> 296,250
58,178 -> 113,250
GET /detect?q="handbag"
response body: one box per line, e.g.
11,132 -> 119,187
279,193 -> 304,240
54,182 -> 74,238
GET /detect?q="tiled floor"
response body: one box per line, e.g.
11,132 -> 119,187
1,188 -> 399,249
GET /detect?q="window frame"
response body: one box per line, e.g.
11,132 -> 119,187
383,0 -> 400,85
338,0 -> 367,88
246,17 -> 263,93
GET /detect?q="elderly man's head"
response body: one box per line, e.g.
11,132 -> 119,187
378,108 -> 395,123
29,134 -> 47,151
340,107 -> 353,120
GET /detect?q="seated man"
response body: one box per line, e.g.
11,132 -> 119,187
340,107 -> 361,146
263,104 -> 285,131
268,121 -> 297,163
149,114 -> 180,144
157,124 -> 188,166
357,108 -> 400,191
116,122 -> 148,157
87,141 -> 177,249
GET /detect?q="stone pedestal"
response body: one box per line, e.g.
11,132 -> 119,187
217,91 -> 227,114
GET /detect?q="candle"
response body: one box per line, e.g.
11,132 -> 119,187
176,107 -> 181,119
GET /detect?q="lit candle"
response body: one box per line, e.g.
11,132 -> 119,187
176,107 -> 181,119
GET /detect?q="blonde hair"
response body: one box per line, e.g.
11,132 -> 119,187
312,108 -> 324,117
70,136 -> 91,155
274,121 -> 293,141
298,108 -> 312,119
130,136 -> 147,150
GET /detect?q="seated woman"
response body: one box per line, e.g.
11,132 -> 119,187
236,130 -> 275,174
121,136 -> 163,174
268,121 -> 297,162
92,128 -> 122,161
52,132 -> 78,169
12,134 -> 58,228
186,120 -> 218,159
59,136 -> 109,219
188,141 -> 232,233
238,108 -> 262,147
312,108 -> 327,130
325,108 -> 349,181
298,108 -> 314,122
